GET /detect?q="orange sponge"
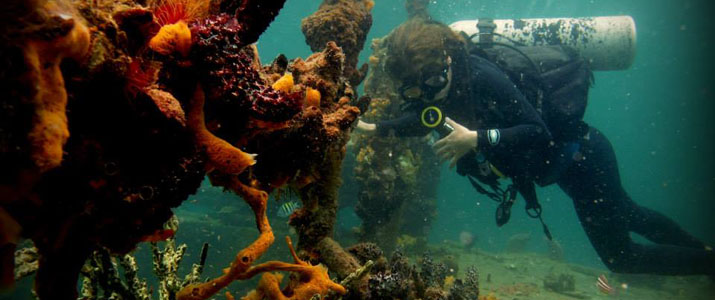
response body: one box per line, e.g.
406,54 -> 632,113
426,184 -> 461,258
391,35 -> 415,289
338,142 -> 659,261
187,85 -> 256,175
149,21 -> 192,57
304,87 -> 321,108
271,73 -> 294,93
24,10 -> 90,172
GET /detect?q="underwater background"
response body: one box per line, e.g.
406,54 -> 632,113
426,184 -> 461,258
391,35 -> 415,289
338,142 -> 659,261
255,0 -> 715,270
4,0 -> 714,299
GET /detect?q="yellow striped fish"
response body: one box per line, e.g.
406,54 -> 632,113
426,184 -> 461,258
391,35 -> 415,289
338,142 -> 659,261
278,201 -> 301,217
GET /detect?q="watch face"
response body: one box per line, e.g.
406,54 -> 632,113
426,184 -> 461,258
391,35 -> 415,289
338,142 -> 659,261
421,106 -> 443,128
425,109 -> 439,125
488,129 -> 501,146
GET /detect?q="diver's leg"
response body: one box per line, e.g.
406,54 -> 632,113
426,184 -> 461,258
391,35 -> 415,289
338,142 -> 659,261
624,199 -> 707,249
558,127 -> 715,275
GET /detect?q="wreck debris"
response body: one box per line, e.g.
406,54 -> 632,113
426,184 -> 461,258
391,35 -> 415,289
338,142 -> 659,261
301,0 -> 374,86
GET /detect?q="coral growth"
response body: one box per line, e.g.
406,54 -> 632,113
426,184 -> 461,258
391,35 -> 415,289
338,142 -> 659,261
176,178 -> 274,300
346,242 -> 384,265
187,85 -> 256,175
149,21 -> 192,56
238,236 -> 347,300
304,87 -> 321,108
301,0 -> 373,86
1,0 -> 370,299
367,250 -> 480,300
191,13 -> 304,123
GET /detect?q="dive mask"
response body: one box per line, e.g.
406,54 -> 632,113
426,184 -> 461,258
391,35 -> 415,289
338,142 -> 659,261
399,65 -> 450,103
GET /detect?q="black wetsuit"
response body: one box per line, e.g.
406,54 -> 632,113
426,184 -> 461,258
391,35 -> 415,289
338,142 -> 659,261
376,54 -> 715,275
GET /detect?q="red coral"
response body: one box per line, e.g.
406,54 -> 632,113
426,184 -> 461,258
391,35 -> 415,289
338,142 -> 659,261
190,14 -> 302,122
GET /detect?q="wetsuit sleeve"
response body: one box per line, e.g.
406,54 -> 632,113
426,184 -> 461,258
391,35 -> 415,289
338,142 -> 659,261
375,111 -> 431,137
471,57 -> 551,154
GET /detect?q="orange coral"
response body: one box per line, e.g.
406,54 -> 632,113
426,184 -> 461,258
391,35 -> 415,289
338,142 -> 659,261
304,87 -> 321,108
364,0 -> 375,11
177,178 -> 274,300
187,85 -> 256,175
149,21 -> 192,56
148,0 -> 210,56
150,0 -> 210,26
23,7 -> 90,173
272,73 -> 295,93
237,236 -> 346,300
224,291 -> 236,300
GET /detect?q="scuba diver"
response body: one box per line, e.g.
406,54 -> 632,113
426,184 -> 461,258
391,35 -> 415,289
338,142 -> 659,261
354,17 -> 715,276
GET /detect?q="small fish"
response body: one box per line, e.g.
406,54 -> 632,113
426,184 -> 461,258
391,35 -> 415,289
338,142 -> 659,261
141,229 -> 175,242
278,201 -> 301,217
596,274 -> 614,295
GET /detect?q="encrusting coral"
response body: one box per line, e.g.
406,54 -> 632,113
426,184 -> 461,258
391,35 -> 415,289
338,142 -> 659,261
301,0 -> 374,86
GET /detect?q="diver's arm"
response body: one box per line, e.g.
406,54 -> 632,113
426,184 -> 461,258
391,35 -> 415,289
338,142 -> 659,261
471,56 -> 551,153
373,111 -> 431,137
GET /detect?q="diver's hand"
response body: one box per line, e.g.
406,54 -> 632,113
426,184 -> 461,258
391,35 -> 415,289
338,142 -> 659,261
433,118 -> 478,168
354,119 -> 376,135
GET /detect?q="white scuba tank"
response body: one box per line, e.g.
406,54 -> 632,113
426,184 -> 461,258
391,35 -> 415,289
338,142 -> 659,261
450,16 -> 636,71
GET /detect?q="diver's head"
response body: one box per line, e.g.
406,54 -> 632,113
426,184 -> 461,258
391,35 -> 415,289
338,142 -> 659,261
398,55 -> 453,103
384,18 -> 466,105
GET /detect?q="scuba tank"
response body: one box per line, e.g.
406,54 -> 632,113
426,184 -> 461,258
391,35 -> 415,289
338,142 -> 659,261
450,16 -> 637,71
